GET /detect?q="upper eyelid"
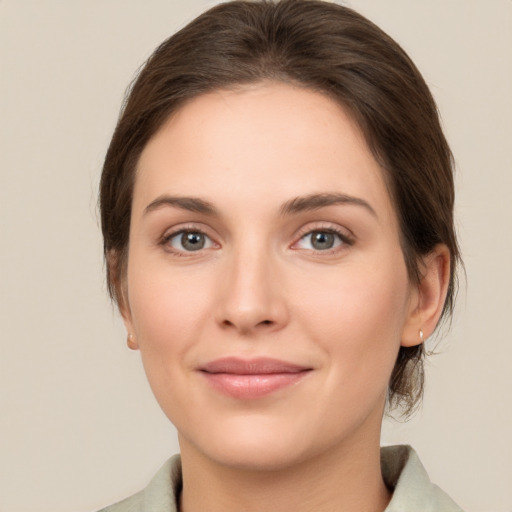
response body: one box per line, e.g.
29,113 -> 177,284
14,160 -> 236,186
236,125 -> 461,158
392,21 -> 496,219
161,223 -> 214,239
294,221 -> 354,240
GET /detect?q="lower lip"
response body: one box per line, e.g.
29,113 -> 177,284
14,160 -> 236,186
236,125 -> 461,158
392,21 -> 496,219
200,371 -> 310,399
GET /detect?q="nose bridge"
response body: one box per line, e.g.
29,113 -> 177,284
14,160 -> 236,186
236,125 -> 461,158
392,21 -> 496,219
216,234 -> 287,333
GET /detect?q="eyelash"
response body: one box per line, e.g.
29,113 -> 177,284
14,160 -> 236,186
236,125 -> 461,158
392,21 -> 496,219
293,224 -> 354,255
160,224 -> 217,256
159,223 -> 354,256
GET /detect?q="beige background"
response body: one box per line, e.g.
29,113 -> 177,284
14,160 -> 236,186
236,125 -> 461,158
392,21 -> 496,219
1,1 -> 511,511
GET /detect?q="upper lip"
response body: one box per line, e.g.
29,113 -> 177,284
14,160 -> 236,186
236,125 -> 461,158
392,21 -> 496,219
200,357 -> 311,375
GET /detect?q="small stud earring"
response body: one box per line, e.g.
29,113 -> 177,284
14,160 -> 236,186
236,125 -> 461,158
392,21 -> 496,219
127,333 -> 138,350
419,329 -> 425,343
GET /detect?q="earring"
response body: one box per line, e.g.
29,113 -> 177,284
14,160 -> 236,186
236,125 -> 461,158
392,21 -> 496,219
127,333 -> 138,350
419,329 -> 425,343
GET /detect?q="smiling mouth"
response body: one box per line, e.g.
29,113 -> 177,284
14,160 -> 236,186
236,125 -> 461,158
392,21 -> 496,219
199,357 -> 312,399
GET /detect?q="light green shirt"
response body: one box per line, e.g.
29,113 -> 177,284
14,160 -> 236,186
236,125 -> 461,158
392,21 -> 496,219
99,445 -> 463,512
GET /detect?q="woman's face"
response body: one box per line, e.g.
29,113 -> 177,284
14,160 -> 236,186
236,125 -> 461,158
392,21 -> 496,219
123,83 -> 419,470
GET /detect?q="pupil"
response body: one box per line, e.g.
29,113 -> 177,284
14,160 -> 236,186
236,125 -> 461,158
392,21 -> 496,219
312,231 -> 334,250
182,232 -> 204,251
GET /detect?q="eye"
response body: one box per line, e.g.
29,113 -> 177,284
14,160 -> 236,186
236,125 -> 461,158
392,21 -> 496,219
295,229 -> 347,251
166,230 -> 214,252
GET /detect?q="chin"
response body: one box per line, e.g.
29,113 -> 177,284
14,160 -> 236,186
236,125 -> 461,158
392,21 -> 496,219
177,411 -> 349,473
174,412 -> 307,470
206,438 -> 311,473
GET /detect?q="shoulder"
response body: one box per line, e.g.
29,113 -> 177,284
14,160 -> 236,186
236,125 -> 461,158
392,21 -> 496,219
97,454 -> 182,512
382,445 -> 464,512
97,491 -> 144,512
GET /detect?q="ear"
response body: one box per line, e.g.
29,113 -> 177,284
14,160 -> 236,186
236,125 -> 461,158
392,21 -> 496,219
401,244 -> 451,347
118,289 -> 140,351
107,249 -> 139,350
120,304 -> 139,351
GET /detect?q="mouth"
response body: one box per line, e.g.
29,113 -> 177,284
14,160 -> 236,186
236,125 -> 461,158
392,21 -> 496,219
198,357 -> 313,399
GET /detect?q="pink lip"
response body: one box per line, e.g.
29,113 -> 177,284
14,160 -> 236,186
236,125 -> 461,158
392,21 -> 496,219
199,357 -> 312,399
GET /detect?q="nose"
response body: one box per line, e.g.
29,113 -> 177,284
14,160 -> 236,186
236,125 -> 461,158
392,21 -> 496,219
215,247 -> 289,336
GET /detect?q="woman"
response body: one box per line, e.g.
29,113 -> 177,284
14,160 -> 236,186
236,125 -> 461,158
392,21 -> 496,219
98,1 -> 462,510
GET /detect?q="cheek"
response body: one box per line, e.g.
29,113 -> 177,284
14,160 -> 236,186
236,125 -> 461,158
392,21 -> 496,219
295,255 -> 411,382
126,255 -> 214,359
125,258 -> 218,420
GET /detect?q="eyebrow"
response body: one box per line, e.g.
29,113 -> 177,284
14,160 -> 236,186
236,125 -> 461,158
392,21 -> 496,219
143,192 -> 377,218
280,193 -> 377,218
144,195 -> 219,216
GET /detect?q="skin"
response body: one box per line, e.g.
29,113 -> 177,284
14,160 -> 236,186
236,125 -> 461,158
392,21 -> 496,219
119,83 -> 450,512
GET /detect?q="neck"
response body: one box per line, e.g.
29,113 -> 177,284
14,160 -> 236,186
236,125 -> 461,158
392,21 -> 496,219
178,432 -> 391,512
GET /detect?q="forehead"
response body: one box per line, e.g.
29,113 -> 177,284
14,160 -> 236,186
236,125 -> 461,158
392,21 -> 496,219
134,82 -> 395,225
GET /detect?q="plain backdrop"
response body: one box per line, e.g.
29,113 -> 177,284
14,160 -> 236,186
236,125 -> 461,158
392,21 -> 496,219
1,1 -> 511,511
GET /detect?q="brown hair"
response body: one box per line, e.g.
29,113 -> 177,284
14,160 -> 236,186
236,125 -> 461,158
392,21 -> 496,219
100,0 -> 460,415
